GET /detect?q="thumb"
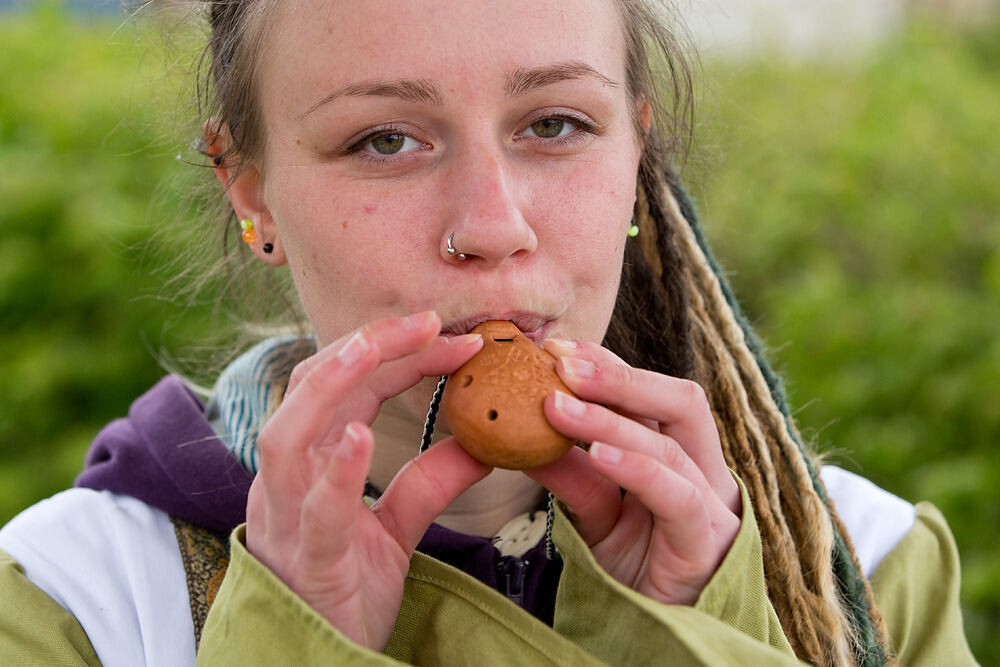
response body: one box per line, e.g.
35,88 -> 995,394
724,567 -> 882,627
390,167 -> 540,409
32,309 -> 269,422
373,438 -> 492,553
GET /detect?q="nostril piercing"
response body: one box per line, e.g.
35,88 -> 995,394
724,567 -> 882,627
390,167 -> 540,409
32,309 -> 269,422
446,233 -> 467,261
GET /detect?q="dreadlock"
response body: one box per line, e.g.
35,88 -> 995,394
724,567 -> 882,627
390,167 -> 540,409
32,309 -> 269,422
602,137 -> 896,665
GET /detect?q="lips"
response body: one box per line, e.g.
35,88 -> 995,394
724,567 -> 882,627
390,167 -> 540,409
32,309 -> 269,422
441,311 -> 554,344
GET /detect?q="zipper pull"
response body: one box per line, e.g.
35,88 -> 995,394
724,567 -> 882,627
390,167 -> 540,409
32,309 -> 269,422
500,557 -> 527,607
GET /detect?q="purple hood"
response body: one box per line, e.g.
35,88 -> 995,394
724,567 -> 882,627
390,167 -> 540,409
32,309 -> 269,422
75,375 -> 253,533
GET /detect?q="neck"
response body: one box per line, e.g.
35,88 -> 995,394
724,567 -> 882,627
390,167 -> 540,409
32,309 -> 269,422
369,393 -> 545,538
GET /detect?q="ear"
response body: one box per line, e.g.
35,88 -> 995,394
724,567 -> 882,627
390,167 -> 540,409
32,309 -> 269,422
637,99 -> 653,133
203,120 -> 287,266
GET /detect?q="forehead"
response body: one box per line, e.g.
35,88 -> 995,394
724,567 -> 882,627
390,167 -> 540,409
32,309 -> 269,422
260,0 -> 626,111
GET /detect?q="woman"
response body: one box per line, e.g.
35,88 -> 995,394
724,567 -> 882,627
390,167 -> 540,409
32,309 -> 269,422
0,0 -> 976,665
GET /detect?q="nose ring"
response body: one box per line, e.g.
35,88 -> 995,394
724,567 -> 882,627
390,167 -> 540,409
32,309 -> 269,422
446,233 -> 467,261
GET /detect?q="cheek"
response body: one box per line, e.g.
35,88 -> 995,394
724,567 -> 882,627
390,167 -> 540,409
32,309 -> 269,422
530,160 -> 631,343
267,172 -> 438,334
545,160 -> 634,265
274,170 -> 429,268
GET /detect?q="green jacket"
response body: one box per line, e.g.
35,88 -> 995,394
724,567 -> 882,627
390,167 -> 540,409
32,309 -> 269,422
0,479 -> 978,665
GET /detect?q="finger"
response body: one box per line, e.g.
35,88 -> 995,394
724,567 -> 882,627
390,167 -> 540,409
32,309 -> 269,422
282,313 -> 481,447
364,332 -> 484,403
259,327 -> 378,460
523,446 -> 623,546
256,330 -> 380,522
270,312 -> 453,460
261,315 -> 480,523
588,441 -> 712,559
245,474 -> 277,548
286,332 -> 484,467
298,422 -> 374,563
373,438 -> 491,554
545,339 -> 716,445
286,311 -> 442,397
544,390 -> 710,491
545,339 -> 731,494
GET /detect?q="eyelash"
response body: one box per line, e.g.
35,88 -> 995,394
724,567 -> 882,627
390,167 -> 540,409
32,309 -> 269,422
342,124 -> 423,167
518,112 -> 602,145
341,112 -> 602,167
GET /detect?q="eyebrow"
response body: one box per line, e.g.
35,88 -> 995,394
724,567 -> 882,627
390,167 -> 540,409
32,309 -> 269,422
299,61 -> 617,119
504,61 -> 618,98
299,79 -> 444,118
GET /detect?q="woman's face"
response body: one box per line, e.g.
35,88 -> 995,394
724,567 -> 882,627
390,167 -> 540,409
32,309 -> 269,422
249,0 -> 641,354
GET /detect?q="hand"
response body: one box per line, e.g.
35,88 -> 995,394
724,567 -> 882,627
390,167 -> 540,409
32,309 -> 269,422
528,339 -> 741,606
245,312 -> 491,650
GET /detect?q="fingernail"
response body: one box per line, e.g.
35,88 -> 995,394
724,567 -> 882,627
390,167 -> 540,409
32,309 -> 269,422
444,333 -> 482,346
554,390 -> 586,417
591,441 -> 623,464
339,423 -> 363,459
337,331 -> 370,365
402,310 -> 436,330
545,338 -> 578,354
561,357 -> 595,380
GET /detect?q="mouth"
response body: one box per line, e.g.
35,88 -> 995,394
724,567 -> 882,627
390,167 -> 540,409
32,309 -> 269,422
440,311 -> 555,344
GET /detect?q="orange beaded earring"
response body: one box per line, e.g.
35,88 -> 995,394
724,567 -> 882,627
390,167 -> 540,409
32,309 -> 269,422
240,218 -> 257,244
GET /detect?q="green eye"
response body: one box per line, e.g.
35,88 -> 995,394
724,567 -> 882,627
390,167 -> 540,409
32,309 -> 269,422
371,133 -> 407,154
529,118 -> 566,138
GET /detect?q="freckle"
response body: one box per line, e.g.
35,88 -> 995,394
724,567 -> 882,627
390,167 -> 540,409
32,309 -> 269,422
342,220 -> 348,229
296,138 -> 301,145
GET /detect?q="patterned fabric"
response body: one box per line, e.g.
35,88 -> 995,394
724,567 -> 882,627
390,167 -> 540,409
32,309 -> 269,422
206,335 -> 316,474
170,517 -> 231,650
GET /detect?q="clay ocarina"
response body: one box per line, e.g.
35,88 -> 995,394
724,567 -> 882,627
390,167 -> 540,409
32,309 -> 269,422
441,320 -> 576,469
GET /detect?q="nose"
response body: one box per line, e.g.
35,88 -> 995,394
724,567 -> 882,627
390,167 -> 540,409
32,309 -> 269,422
442,150 -> 537,267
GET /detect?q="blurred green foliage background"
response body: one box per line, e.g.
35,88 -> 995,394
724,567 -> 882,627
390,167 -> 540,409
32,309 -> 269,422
1,4 -> 997,662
